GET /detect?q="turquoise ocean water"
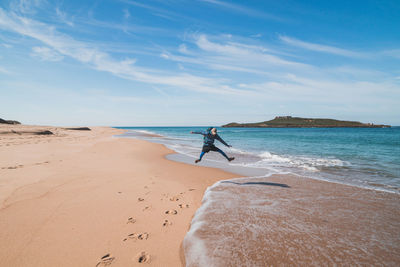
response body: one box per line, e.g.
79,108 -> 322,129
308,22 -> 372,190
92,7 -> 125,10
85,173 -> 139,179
116,126 -> 400,194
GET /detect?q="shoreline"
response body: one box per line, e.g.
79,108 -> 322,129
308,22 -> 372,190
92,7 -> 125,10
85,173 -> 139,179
120,128 -> 400,195
1,125 -> 399,266
167,153 -> 400,195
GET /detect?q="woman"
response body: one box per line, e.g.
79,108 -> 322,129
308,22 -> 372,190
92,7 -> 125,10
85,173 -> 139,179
190,127 -> 235,163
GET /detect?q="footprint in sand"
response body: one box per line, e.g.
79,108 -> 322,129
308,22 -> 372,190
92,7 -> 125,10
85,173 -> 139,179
178,204 -> 190,209
162,219 -> 172,227
169,196 -> 180,201
127,217 -> 136,224
5,165 -> 23,169
138,198 -> 145,202
138,233 -> 149,240
96,254 -> 115,266
136,251 -> 151,264
165,209 -> 178,215
123,232 -> 149,241
127,233 -> 137,240
142,206 -> 151,211
188,188 -> 196,191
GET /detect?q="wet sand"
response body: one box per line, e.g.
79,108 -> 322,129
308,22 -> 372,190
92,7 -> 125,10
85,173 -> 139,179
184,175 -> 400,266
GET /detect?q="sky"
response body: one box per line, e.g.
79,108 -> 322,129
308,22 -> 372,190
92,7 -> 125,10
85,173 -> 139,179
0,0 -> 399,126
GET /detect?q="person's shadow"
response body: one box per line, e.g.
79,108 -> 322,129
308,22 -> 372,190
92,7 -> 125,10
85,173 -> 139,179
221,180 -> 290,188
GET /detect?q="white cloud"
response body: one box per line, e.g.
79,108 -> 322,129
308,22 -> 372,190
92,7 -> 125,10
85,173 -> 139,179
10,0 -> 43,14
279,35 -> 365,58
240,74 -> 400,105
160,53 -> 169,59
195,34 -> 307,67
178,44 -> 188,54
2,43 -> 13,48
55,7 -> 74,26
250,33 -> 262,38
381,49 -> 400,59
78,16 -> 173,36
0,8 -> 249,96
119,0 -> 180,21
0,66 -> 12,75
123,9 -> 130,19
200,0 -> 283,21
161,34 -> 311,77
31,46 -> 64,61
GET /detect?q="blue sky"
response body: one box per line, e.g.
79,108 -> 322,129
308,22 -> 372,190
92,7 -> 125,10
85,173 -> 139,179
0,0 -> 399,126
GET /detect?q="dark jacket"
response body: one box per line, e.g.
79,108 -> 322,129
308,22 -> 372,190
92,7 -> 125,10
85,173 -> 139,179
192,129 -> 229,147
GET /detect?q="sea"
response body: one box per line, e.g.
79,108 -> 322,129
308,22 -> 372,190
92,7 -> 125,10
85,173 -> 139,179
116,126 -> 400,266
116,126 -> 400,193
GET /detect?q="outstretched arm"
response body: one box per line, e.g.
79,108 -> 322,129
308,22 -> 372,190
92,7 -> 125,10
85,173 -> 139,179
216,134 -> 231,147
190,131 -> 206,135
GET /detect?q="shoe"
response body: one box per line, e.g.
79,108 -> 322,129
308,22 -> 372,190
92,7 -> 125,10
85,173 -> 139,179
228,157 -> 235,162
195,159 -> 201,164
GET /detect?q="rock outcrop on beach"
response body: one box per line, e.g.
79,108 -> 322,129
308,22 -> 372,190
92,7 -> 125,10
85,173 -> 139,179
65,127 -> 91,131
222,116 -> 391,128
0,118 -> 21,125
0,129 -> 54,135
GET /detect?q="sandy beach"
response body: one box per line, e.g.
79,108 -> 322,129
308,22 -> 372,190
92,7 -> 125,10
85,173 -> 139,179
1,125 -> 399,266
0,125 -> 236,266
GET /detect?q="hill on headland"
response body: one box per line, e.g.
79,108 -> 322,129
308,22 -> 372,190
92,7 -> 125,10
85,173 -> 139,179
0,118 -> 21,125
222,116 -> 390,128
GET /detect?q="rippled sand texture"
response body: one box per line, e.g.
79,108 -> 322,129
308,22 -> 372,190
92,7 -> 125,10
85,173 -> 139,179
184,175 -> 400,266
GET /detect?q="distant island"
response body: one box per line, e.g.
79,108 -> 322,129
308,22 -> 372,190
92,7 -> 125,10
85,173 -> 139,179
222,116 -> 391,128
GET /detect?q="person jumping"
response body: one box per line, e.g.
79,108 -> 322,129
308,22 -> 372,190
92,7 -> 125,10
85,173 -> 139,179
190,127 -> 235,164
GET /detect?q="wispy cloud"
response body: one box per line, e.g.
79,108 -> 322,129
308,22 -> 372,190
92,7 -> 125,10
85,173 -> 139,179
55,7 -> 74,26
279,35 -> 365,58
79,16 -> 171,36
200,0 -> 284,21
2,43 -> 13,48
250,33 -> 262,38
31,46 -> 64,61
381,49 -> 400,59
239,74 -> 400,104
162,34 -> 311,76
0,65 -> 13,75
0,8 -> 249,96
10,0 -> 43,14
123,8 -> 130,19
119,0 -> 180,21
159,32 -> 400,106
178,44 -> 189,54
